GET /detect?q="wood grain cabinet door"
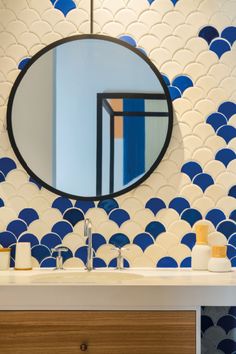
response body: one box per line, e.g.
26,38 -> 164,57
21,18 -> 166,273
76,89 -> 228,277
0,311 -> 196,354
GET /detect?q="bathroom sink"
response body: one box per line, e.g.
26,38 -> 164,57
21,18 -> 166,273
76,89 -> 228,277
31,271 -> 144,284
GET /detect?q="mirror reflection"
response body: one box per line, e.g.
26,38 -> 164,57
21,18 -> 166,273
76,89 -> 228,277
9,36 -> 172,199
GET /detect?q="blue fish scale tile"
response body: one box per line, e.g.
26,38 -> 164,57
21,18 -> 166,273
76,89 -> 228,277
169,197 -> 190,215
52,197 -> 73,214
206,209 -> 226,227
217,125 -> 236,144
18,208 -> 39,226
50,0 -> 76,17
31,245 -> 51,263
157,257 -> 178,268
145,221 -> 166,239
0,231 -> 17,248
0,158 -> 17,177
133,233 -> 154,251
215,148 -> 236,167
180,257 -> 192,268
18,57 -> 31,70
41,233 -> 62,249
221,26 -> 236,45
210,38 -> 231,58
97,199 -> 119,214
93,257 -> 107,268
217,220 -> 236,239
51,221 -> 73,239
181,233 -> 196,250
199,26 -> 220,44
218,339 -> 236,353
109,233 -> 130,248
181,208 -> 202,227
74,200 -> 95,213
40,257 -> 56,268
181,161 -> 203,181
18,233 -> 39,247
206,112 -> 228,131
192,173 -> 214,192
172,76 -> 193,94
109,209 -> 130,227
7,219 -> 28,238
63,208 -> 84,226
168,86 -> 181,100
180,257 -> 191,268
219,101 -> 236,119
145,198 -> 166,215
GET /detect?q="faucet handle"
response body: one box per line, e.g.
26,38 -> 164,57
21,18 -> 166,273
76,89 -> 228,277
51,246 -> 69,270
111,247 -> 129,253
111,247 -> 129,270
51,246 -> 68,256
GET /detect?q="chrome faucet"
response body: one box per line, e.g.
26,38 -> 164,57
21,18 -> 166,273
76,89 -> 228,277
84,218 -> 94,271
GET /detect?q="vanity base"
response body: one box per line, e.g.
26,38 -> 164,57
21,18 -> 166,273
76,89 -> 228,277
0,311 -> 195,354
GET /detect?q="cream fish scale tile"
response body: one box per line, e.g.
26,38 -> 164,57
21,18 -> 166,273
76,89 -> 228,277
62,232 -> 86,254
168,244 -> 191,265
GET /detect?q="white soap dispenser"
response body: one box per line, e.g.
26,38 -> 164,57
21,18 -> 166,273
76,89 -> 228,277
192,225 -> 210,270
208,245 -> 231,272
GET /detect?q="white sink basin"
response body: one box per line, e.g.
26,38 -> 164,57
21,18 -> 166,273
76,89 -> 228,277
31,271 -> 144,284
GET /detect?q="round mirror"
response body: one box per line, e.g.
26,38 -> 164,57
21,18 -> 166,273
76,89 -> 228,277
7,35 -> 173,200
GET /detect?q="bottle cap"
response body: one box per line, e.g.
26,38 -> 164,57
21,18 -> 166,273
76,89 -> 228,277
0,248 -> 11,252
195,224 -> 208,245
212,245 -> 227,258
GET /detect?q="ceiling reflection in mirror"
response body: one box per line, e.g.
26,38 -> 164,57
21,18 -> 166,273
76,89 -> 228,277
8,36 -> 173,199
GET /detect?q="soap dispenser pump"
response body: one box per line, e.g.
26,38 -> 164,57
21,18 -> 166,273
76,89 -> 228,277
191,225 -> 210,270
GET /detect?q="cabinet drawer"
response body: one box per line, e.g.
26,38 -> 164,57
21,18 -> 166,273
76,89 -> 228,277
0,311 -> 195,354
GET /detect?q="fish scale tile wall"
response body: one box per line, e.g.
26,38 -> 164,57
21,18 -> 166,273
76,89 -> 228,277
1,0 -> 235,269
0,0 -> 236,352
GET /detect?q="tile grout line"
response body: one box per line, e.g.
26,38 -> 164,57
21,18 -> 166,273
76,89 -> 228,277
90,0 -> 94,34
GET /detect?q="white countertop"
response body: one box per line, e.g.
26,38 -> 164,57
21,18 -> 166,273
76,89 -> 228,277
0,268 -> 235,309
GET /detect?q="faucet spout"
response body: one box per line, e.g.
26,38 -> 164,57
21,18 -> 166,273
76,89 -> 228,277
84,218 -> 94,271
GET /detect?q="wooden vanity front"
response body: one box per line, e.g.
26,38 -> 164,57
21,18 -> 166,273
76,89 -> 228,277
0,311 -> 195,354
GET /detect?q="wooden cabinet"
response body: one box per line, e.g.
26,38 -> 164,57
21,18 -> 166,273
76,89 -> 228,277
0,311 -> 195,354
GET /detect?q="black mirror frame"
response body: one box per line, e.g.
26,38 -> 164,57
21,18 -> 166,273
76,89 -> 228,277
7,34 -> 173,201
